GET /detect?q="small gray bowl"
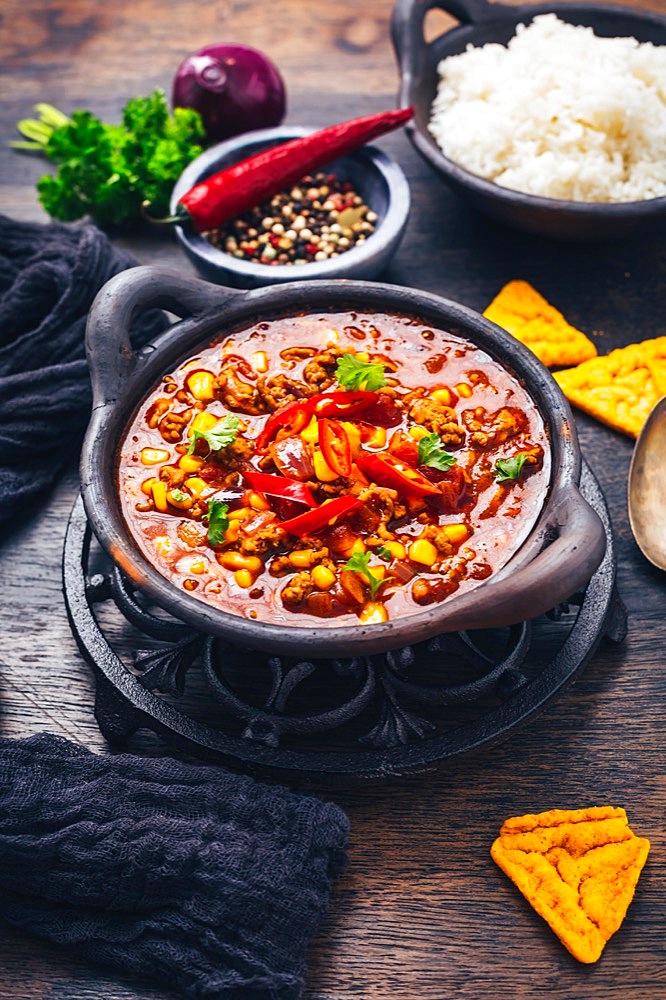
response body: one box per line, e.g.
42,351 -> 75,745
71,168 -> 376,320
170,125 -> 411,287
391,0 -> 666,240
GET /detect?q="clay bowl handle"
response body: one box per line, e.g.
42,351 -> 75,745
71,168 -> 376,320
85,266 -> 243,406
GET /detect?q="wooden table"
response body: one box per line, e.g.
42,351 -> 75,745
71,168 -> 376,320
1,1 -> 665,997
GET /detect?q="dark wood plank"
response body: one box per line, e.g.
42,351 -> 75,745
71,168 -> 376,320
1,0 -> 665,997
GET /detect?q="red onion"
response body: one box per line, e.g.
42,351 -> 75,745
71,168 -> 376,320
172,43 -> 286,144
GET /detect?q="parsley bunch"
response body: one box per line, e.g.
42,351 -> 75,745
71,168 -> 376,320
12,91 -> 205,227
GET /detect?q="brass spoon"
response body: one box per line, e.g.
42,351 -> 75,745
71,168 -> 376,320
627,395 -> 666,571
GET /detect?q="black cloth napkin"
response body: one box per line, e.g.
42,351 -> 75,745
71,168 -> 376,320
0,733 -> 349,999
0,214 -> 166,527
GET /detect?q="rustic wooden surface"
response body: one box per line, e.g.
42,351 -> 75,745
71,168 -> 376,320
1,0 -> 665,997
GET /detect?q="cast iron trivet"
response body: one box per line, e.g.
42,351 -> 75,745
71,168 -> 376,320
63,463 -> 626,780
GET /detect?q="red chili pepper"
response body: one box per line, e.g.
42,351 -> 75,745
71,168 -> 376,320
255,399 -> 313,451
242,470 -> 317,508
311,390 -> 402,427
278,495 -> 363,537
171,107 -> 414,232
356,452 -> 441,499
318,418 -> 352,477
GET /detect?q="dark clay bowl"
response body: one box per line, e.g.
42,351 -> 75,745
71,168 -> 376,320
391,0 -> 666,240
81,266 -> 606,658
170,126 -> 411,288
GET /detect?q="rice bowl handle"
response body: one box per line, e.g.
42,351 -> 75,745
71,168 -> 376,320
159,107 -> 414,232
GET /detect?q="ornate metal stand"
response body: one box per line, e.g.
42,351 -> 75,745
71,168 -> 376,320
63,464 -> 626,780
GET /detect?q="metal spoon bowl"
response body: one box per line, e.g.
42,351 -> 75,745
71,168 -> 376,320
628,395 -> 666,570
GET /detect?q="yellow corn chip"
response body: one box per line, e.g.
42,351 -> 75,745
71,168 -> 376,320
483,280 -> 597,368
554,337 -> 666,438
491,806 -> 650,964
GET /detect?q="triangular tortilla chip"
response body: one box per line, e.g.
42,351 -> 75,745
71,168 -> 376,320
484,280 -> 597,368
554,337 -> 666,438
491,806 -> 650,964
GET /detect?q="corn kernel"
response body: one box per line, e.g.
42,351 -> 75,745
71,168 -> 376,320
179,454 -> 205,473
228,506 -> 252,521
184,476 -> 209,497
140,447 -> 170,466
359,602 -> 389,624
224,521 -> 240,543
454,382 -> 473,398
355,352 -> 370,362
190,411 -> 218,434
313,449 -> 339,482
408,538 -> 438,566
363,425 -> 387,449
312,565 -> 336,590
300,416 -> 320,443
217,551 -> 262,573
154,535 -> 171,558
408,425 -> 428,441
341,421 -> 362,458
185,369 -> 215,401
141,476 -> 158,496
251,350 -> 269,373
289,550 -> 316,568
248,491 -> 271,511
350,538 -> 366,555
234,569 -> 254,589
151,480 -> 169,512
431,387 -> 452,405
442,523 -> 470,545
189,558 -> 207,574
383,540 -> 406,560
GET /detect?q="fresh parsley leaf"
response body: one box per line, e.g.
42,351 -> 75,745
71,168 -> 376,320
31,90 -> 204,227
495,454 -> 529,483
376,545 -> 393,561
205,499 -> 230,546
187,414 -> 240,456
336,353 -> 386,392
417,432 -> 457,471
345,551 -> 383,598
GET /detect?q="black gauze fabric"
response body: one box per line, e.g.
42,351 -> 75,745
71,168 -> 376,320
0,214 -> 167,526
0,733 -> 349,999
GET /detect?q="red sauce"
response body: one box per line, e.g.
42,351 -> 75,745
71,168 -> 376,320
117,311 -> 550,627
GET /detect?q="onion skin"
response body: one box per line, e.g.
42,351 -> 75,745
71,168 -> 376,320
172,43 -> 286,143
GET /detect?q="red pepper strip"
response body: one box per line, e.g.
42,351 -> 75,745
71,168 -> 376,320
279,495 -> 363,537
311,390 -> 402,427
356,452 -> 441,499
255,399 -> 313,451
242,470 -> 317,508
175,107 -> 414,232
318,418 -> 352,477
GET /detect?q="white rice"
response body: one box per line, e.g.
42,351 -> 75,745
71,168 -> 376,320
428,14 -> 666,203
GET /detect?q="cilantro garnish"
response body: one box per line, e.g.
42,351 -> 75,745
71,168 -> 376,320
376,545 -> 393,561
169,489 -> 189,503
345,552 -> 383,598
495,454 -> 529,483
187,414 -> 240,456
336,353 -> 386,392
13,91 -> 204,227
417,432 -> 457,471
204,499 -> 230,547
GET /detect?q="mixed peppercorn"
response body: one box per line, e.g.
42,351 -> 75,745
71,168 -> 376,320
205,172 -> 377,265
118,312 -> 548,626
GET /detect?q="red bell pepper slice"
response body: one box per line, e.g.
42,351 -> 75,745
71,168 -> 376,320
242,470 -> 317,508
255,399 -> 313,451
311,391 -> 402,427
278,495 -> 363,537
318,418 -> 352,477
356,452 -> 441,499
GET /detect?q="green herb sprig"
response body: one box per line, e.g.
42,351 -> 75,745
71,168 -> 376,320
336,353 -> 386,392
495,454 -> 528,483
204,499 -> 230,546
345,551 -> 384,598
187,414 -> 240,456
417,432 -> 457,472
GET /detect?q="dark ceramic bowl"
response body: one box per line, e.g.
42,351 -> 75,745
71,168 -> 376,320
391,0 -> 666,240
170,126 -> 411,287
81,266 -> 606,658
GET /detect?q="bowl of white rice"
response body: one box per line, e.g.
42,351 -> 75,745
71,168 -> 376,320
391,0 -> 666,239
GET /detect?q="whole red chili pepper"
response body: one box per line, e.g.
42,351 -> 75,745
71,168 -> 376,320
169,107 -> 414,232
318,418 -> 352,477
278,495 -> 363,537
356,452 -> 441,499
